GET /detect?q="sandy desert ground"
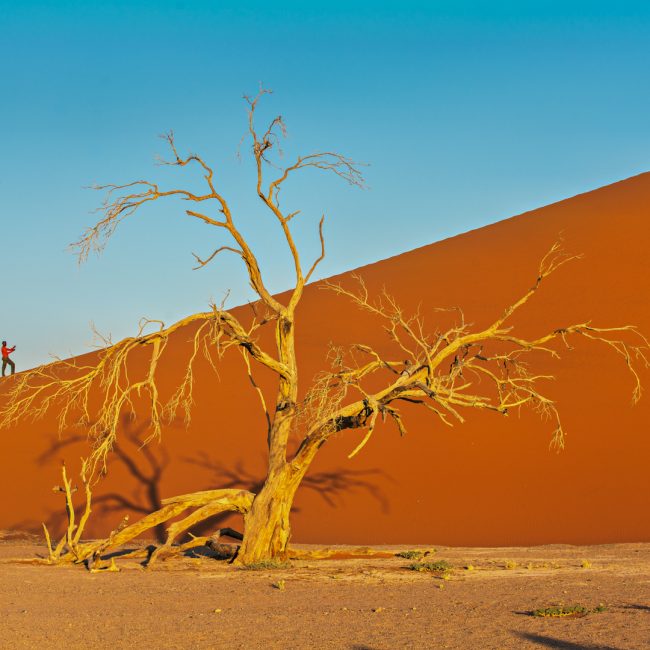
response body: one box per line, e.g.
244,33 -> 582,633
1,532 -> 649,649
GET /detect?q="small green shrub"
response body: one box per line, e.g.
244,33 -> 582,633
396,549 -> 434,559
532,603 -> 607,618
407,560 -> 451,573
533,605 -> 588,618
396,550 -> 423,560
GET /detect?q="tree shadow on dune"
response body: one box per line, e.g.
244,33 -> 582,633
11,415 -> 393,548
17,415 -> 171,542
181,451 -> 393,538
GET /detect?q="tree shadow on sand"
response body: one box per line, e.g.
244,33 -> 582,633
513,632 -> 621,650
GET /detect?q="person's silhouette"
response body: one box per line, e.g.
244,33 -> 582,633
2,341 -> 16,376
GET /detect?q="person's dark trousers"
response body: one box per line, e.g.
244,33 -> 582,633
2,358 -> 15,376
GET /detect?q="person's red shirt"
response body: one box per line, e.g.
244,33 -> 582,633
2,345 -> 15,359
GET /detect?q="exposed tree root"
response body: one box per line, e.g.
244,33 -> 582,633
43,464 -> 254,570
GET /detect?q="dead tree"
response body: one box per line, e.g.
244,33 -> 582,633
1,89 -> 647,566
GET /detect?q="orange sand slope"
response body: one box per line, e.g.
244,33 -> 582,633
2,173 -> 649,545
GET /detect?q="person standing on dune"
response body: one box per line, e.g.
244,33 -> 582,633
2,341 -> 16,376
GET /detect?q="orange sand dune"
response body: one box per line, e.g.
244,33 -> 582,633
2,173 -> 650,546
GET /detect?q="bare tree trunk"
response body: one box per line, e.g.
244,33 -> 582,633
234,313 -> 303,565
237,463 -> 302,564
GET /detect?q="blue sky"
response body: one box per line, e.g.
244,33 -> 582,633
1,1 -> 650,369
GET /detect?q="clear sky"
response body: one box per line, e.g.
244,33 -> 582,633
2,1 -> 650,370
